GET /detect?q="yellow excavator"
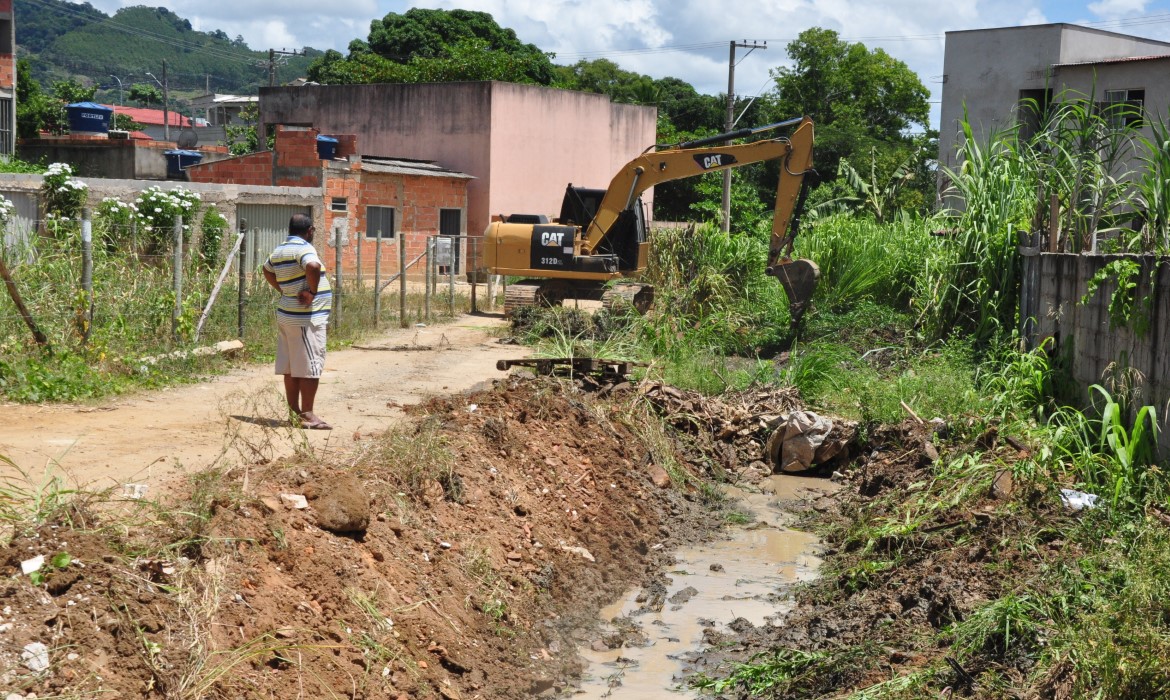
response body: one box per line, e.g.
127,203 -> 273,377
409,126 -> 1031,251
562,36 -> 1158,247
483,115 -> 819,321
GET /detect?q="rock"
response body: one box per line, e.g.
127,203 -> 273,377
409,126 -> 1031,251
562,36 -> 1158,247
279,494 -> 309,510
923,441 -> 940,462
992,470 -> 1014,500
667,586 -> 698,605
558,545 -> 595,562
709,563 -> 724,572
313,474 -> 370,534
648,465 -> 671,488
590,639 -> 608,652
21,642 -> 50,672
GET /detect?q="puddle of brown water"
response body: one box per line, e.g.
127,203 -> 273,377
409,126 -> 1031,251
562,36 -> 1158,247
574,476 -> 835,697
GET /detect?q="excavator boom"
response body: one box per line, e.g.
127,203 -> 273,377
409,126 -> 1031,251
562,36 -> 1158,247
581,116 -> 818,320
483,116 -> 819,321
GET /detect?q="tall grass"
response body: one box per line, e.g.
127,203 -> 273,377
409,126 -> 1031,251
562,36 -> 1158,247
795,213 -> 938,309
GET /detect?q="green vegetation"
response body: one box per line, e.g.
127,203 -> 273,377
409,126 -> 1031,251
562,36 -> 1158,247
509,98 -> 1169,699
15,0 -> 319,95
0,179 -> 477,403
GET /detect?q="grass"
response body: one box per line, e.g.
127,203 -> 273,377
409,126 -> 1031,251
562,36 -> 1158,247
0,217 -> 490,403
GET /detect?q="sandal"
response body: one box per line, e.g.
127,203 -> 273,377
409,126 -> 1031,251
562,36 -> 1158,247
298,412 -> 333,430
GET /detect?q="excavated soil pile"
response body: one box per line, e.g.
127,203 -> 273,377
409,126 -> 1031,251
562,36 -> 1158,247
686,421 -> 1075,697
640,381 -> 855,481
0,376 -> 722,699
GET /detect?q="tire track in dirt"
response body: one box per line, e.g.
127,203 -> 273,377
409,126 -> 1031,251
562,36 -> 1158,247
0,315 -> 527,490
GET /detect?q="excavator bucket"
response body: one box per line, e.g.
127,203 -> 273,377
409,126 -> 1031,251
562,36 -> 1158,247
773,258 -> 820,324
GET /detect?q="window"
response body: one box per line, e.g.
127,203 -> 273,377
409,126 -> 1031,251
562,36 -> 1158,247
365,206 -> 395,240
0,97 -> 11,156
1101,89 -> 1145,129
439,208 -> 461,236
330,197 -> 347,213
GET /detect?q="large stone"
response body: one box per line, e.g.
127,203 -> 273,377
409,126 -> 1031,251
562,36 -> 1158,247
313,474 -> 370,534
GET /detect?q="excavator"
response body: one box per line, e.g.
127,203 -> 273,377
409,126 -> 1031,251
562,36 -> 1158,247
482,115 -> 819,321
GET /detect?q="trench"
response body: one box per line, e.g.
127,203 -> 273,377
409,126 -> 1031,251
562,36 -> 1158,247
573,474 -> 838,697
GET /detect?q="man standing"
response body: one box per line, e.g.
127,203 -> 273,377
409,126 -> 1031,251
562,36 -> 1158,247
262,213 -> 333,429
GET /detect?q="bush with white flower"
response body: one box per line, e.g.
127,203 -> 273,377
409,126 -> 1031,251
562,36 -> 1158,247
41,162 -> 89,223
0,195 -> 16,227
135,185 -> 201,251
95,197 -> 137,250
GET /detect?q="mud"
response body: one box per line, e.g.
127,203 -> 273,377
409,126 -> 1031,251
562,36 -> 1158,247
0,376 -> 731,699
575,477 -> 834,698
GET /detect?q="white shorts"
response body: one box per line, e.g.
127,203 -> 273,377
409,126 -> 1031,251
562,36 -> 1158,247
275,323 -> 327,379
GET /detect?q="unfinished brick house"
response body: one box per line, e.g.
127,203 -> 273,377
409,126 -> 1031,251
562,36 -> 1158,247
185,125 -> 473,277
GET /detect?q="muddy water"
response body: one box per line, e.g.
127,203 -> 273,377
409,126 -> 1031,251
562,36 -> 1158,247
574,475 -> 837,697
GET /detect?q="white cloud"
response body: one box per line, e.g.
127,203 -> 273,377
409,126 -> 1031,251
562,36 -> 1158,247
68,0 -> 1170,129
1088,0 -> 1151,19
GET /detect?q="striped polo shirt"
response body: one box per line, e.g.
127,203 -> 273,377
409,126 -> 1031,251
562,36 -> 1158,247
263,235 -> 332,327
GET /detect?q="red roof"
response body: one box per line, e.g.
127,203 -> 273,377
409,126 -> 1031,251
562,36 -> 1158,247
101,105 -> 191,127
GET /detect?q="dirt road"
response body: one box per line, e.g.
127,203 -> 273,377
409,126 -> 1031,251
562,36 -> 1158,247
0,314 -> 527,490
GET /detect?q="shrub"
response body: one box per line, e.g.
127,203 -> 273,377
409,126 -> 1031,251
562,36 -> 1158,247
41,162 -> 88,223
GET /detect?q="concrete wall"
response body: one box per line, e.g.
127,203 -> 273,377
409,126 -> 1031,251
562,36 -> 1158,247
1020,251 -> 1170,452
939,24 -> 1170,173
258,82 -> 657,248
0,172 -> 321,238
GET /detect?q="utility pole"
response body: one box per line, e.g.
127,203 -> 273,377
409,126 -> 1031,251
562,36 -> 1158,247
267,48 -> 304,87
723,40 -> 767,233
146,62 -> 171,140
162,60 -> 169,141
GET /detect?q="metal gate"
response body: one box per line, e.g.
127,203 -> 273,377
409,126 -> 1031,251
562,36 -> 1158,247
237,204 -> 312,270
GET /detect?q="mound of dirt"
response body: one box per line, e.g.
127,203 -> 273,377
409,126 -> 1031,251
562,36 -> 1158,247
0,376 -> 721,699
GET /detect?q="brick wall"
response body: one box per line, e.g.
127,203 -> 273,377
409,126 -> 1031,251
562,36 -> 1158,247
186,150 -> 272,186
319,170 -> 468,280
0,54 -> 13,90
186,126 -> 326,187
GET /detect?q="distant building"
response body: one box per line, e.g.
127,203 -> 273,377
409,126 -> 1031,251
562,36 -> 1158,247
186,125 -> 473,277
258,81 -> 657,252
0,0 -> 14,156
939,24 -> 1170,173
188,93 -> 258,127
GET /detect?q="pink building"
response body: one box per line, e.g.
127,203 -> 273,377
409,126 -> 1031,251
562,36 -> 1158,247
259,81 -> 658,259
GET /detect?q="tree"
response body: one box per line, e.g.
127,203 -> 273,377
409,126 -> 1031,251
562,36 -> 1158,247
51,79 -> 96,104
307,8 -> 555,86
127,83 -> 162,107
770,28 -> 935,213
16,59 -> 66,138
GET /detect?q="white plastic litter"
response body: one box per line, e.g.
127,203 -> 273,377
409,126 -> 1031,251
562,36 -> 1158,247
1060,489 -> 1099,511
20,555 -> 44,575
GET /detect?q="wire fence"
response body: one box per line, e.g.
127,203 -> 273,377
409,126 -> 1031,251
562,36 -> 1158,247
0,216 -> 501,368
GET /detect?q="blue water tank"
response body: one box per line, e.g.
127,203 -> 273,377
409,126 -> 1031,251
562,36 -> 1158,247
316,135 -> 339,160
164,149 -> 204,178
66,102 -> 114,134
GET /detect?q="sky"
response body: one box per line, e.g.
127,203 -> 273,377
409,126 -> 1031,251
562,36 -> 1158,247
70,0 -> 1170,129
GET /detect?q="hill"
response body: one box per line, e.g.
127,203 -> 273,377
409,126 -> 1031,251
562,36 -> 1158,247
14,0 -> 321,99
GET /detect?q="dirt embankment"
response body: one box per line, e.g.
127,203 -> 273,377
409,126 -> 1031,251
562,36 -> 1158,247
0,376 -> 724,699
685,421 -> 1069,698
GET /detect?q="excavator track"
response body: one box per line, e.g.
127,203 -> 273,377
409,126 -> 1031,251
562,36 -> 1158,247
504,284 -> 543,317
600,283 -> 654,314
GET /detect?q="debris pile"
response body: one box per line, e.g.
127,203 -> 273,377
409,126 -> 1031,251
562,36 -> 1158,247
639,381 -> 855,478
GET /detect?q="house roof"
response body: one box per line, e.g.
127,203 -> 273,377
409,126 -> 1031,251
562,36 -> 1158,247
1055,54 -> 1170,68
102,105 -> 191,127
359,157 -> 474,179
